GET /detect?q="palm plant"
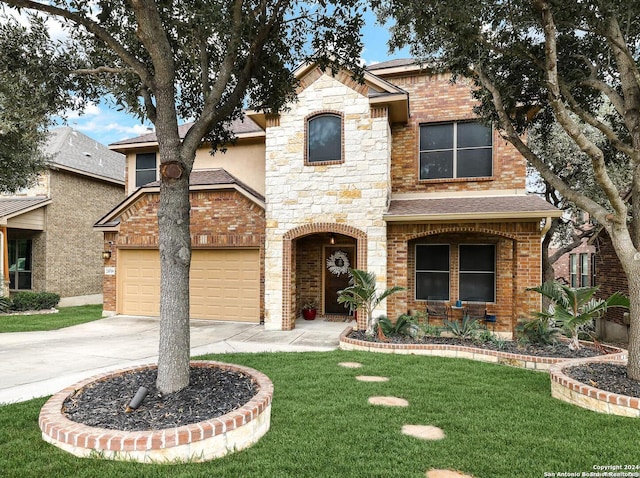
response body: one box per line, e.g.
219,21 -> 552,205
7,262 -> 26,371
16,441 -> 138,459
337,268 -> 405,336
528,281 -> 629,350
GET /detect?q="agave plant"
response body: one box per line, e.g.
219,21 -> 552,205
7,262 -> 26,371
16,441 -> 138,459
337,268 -> 405,336
442,314 -> 481,339
528,281 -> 629,351
377,314 -> 419,338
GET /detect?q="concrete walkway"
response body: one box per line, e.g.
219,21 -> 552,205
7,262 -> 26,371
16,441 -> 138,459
0,315 -> 353,404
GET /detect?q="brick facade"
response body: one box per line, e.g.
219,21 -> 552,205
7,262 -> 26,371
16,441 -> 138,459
102,189 -> 265,317
105,64 -> 551,334
387,72 -> 526,194
386,223 -> 543,333
33,170 -> 123,298
593,230 -> 629,325
551,241 -> 595,287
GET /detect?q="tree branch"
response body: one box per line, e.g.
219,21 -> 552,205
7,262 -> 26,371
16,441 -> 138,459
73,66 -> 134,75
532,0 -> 628,225
470,62 -> 610,221
1,0 -> 154,89
559,82 -> 636,158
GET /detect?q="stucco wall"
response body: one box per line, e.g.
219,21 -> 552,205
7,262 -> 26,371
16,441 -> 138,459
124,139 -> 266,196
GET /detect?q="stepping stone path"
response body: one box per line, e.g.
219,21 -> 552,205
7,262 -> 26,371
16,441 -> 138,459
402,424 -> 445,440
355,375 -> 389,382
368,396 -> 409,407
426,470 -> 475,478
338,361 -> 362,368
340,362 -> 472,478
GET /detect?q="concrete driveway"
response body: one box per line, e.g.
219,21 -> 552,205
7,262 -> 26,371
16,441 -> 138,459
0,315 -> 352,404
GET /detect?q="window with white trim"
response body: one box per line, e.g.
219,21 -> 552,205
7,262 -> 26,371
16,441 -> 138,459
580,253 -> 589,287
419,121 -> 492,180
569,254 -> 578,288
415,244 -> 450,301
135,153 -> 157,188
459,244 -> 496,302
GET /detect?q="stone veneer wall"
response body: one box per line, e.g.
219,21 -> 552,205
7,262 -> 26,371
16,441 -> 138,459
264,70 -> 391,330
102,189 -> 265,316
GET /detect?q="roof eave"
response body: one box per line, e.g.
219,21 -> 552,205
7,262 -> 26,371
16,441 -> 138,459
0,198 -> 52,225
369,94 -> 410,124
48,164 -> 125,186
94,183 -> 265,228
383,210 -> 563,223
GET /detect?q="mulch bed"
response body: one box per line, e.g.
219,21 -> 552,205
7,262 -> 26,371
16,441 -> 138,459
350,330 -> 640,399
565,362 -> 640,399
63,366 -> 257,431
348,330 -> 604,359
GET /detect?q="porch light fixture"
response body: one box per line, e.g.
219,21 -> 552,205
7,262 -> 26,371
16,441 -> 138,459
329,234 -> 335,245
102,241 -> 113,260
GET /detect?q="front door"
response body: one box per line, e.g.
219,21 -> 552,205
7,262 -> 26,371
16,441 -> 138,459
323,246 -> 355,314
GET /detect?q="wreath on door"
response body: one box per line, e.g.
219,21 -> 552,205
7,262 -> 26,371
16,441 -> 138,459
326,250 -> 350,277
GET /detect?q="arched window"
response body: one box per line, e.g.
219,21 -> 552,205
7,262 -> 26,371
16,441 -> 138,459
306,113 -> 342,163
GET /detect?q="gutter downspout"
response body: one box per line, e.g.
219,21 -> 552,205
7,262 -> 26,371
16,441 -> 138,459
540,216 -> 553,238
0,225 -> 8,296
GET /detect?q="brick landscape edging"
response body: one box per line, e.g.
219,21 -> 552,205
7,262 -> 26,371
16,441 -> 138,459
339,327 -> 626,371
39,361 -> 273,463
550,358 -> 640,417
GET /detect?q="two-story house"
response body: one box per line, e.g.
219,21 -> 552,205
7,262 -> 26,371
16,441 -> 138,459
1,127 -> 125,304
95,59 -> 561,335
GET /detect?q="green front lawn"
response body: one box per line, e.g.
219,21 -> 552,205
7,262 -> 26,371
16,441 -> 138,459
1,351 -> 638,477
0,305 -> 103,333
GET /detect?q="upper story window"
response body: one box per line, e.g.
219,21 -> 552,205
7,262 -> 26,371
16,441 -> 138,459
419,121 -> 492,180
306,113 -> 343,164
135,153 -> 157,188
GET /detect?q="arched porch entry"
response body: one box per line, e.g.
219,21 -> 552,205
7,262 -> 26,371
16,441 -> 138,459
282,223 -> 367,330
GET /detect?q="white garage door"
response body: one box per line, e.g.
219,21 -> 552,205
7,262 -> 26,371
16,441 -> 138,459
118,249 -> 260,322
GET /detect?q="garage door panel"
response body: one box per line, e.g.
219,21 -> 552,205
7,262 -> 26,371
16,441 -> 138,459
119,249 -> 259,322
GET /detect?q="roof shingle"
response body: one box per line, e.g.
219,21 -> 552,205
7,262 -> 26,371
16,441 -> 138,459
386,195 -> 561,219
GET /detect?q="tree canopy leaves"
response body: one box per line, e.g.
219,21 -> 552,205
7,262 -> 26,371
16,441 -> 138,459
0,14 -> 78,193
374,0 -> 640,379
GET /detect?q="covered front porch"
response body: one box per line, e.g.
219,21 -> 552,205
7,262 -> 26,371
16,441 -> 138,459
384,194 -> 562,337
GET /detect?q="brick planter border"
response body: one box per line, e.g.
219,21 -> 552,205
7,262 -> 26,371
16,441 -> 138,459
39,361 -> 273,463
550,359 -> 640,417
339,327 -> 626,371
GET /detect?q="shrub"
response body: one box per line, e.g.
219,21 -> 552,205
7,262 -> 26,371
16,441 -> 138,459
10,291 -> 60,311
377,314 -> 419,338
0,296 -> 11,313
516,317 -> 561,345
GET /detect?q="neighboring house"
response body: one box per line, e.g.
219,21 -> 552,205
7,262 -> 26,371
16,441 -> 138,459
590,228 -> 630,342
0,127 -> 125,304
551,241 -> 596,288
95,59 -> 561,335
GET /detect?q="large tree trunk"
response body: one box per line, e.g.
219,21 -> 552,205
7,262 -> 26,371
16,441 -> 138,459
156,157 -> 192,394
626,266 -> 640,381
608,226 -> 640,381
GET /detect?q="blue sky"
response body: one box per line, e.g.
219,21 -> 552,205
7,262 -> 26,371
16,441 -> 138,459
65,10 -> 409,146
